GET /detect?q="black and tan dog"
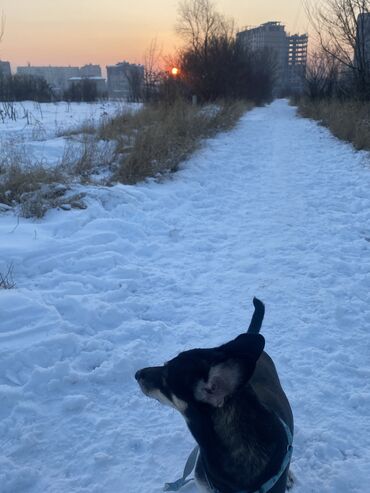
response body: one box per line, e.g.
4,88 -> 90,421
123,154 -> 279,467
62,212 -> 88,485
135,299 -> 293,493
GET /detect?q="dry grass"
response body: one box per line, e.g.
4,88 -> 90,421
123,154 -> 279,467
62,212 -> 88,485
0,130 -> 117,218
0,100 -> 250,217
297,98 -> 370,151
0,162 -> 67,218
0,141 -> 91,218
57,121 -> 97,138
97,107 -> 147,144
60,135 -> 115,182
0,263 -> 16,289
107,100 -> 251,184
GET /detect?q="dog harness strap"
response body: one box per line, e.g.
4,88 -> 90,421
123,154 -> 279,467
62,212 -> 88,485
165,417 -> 293,493
235,417 -> 294,493
163,445 -> 199,491
251,418 -> 293,493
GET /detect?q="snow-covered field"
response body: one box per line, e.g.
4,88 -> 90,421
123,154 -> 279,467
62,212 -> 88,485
0,100 -> 369,493
0,101 -> 136,167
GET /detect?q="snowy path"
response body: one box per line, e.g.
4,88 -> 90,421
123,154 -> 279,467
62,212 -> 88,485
0,100 -> 370,492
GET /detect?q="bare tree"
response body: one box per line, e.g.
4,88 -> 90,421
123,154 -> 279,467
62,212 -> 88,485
143,39 -> 165,101
176,0 -> 234,100
174,0 -> 275,102
305,0 -> 370,97
176,0 -> 234,57
0,11 -> 5,43
126,65 -> 144,102
304,49 -> 342,99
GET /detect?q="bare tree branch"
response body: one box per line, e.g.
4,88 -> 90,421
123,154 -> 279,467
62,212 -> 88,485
176,0 -> 234,58
0,11 -> 5,43
304,0 -> 370,96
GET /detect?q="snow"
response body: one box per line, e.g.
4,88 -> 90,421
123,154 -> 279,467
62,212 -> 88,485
0,100 -> 139,167
0,99 -> 370,492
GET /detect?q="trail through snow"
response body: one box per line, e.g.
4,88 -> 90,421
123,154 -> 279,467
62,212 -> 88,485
0,100 -> 369,493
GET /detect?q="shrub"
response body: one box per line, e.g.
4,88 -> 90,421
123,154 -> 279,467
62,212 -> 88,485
179,39 -> 275,104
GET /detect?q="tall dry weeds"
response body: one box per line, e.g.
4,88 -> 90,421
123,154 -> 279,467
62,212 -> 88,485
109,100 -> 250,184
297,98 -> 370,151
0,100 -> 250,217
0,263 -> 16,289
0,140 -> 91,218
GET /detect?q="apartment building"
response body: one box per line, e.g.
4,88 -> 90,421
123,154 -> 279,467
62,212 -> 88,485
355,13 -> 370,69
106,61 -> 144,100
80,64 -> 102,78
17,65 -> 80,94
0,60 -> 11,76
16,64 -> 105,95
288,34 -> 309,93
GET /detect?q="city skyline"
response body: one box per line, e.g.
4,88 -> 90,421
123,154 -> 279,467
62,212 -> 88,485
0,0 -> 311,70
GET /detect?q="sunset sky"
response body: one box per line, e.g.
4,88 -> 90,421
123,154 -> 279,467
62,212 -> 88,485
0,0 -> 311,71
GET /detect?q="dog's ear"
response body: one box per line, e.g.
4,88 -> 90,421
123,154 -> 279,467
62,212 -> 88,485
194,360 -> 241,407
194,334 -> 265,408
220,333 -> 265,362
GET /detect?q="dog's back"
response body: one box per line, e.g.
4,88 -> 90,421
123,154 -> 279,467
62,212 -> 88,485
251,352 -> 293,432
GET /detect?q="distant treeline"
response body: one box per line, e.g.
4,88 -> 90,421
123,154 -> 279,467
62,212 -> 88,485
63,79 -> 102,102
0,74 -> 104,102
0,74 -> 54,102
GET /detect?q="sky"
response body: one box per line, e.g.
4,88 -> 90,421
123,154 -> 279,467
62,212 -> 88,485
0,0 -> 311,71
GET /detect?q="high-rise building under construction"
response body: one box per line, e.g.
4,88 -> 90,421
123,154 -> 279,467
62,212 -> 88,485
236,21 -> 308,95
355,13 -> 370,68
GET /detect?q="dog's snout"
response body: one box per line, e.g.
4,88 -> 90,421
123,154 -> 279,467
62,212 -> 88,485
135,367 -> 152,381
135,369 -> 143,381
135,366 -> 163,388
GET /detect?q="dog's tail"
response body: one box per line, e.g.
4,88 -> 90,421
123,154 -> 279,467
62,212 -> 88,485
247,297 -> 265,334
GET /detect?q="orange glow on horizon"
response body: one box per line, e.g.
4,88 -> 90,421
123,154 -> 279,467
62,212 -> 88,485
0,0 -> 312,73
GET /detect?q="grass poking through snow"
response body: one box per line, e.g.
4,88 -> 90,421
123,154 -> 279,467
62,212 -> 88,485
0,263 -> 15,289
296,98 -> 370,151
100,100 -> 251,184
0,100 -> 251,217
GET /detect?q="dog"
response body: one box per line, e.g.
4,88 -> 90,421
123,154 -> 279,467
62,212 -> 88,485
135,298 -> 293,493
